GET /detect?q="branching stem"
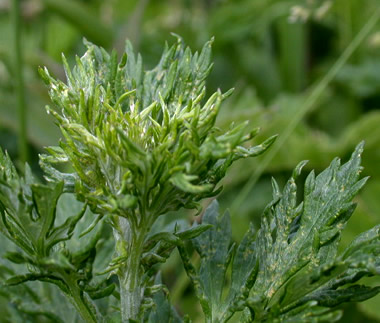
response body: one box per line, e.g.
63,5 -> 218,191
63,273 -> 98,323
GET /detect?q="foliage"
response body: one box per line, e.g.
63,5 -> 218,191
36,37 -> 274,321
1,0 -> 380,321
179,143 -> 380,322
38,37 -> 275,217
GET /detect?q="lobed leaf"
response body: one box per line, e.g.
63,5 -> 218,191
178,143 -> 380,322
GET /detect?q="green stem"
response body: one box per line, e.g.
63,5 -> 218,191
231,7 -> 380,215
277,16 -> 307,93
119,256 -> 143,320
114,216 -> 150,321
11,0 -> 28,163
70,291 -> 97,323
63,275 -> 98,323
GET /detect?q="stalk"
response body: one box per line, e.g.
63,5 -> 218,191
62,273 -> 98,323
113,216 -> 150,321
69,290 -> 98,323
277,16 -> 307,93
11,0 -> 28,163
119,247 -> 144,320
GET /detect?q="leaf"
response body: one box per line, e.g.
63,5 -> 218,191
178,143 -> 380,322
147,273 -> 183,323
31,182 -> 64,251
226,222 -> 258,313
141,222 -> 212,271
248,142 -> 379,321
170,173 -> 213,194
193,201 -> 233,313
0,268 -> 74,323
303,285 -> 380,307
3,251 -> 31,264
86,281 -> 116,300
0,153 -> 104,320
178,201 -> 244,322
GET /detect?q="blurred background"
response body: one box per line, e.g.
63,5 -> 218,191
1,0 -> 380,321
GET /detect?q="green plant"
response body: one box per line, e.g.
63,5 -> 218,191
0,37 -> 379,323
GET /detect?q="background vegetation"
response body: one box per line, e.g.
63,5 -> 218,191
1,0 -> 379,321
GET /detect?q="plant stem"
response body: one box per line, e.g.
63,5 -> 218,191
63,274 -> 98,323
231,7 -> 380,215
11,0 -> 28,163
70,290 -> 98,323
119,261 -> 143,320
114,216 -> 149,321
277,16 -> 307,93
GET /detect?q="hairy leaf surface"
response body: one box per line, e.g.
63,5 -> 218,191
179,143 -> 380,322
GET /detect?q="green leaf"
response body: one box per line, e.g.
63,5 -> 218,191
249,142 -> 379,321
31,182 -> 64,252
178,201 -> 240,322
86,282 -> 116,300
3,251 -> 31,264
170,173 -> 213,194
178,143 -> 380,322
192,201 -> 233,314
147,273 -> 183,323
142,222 -> 212,271
0,260 -> 74,323
225,222 -> 258,317
303,285 -> 380,307
0,153 -> 103,321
